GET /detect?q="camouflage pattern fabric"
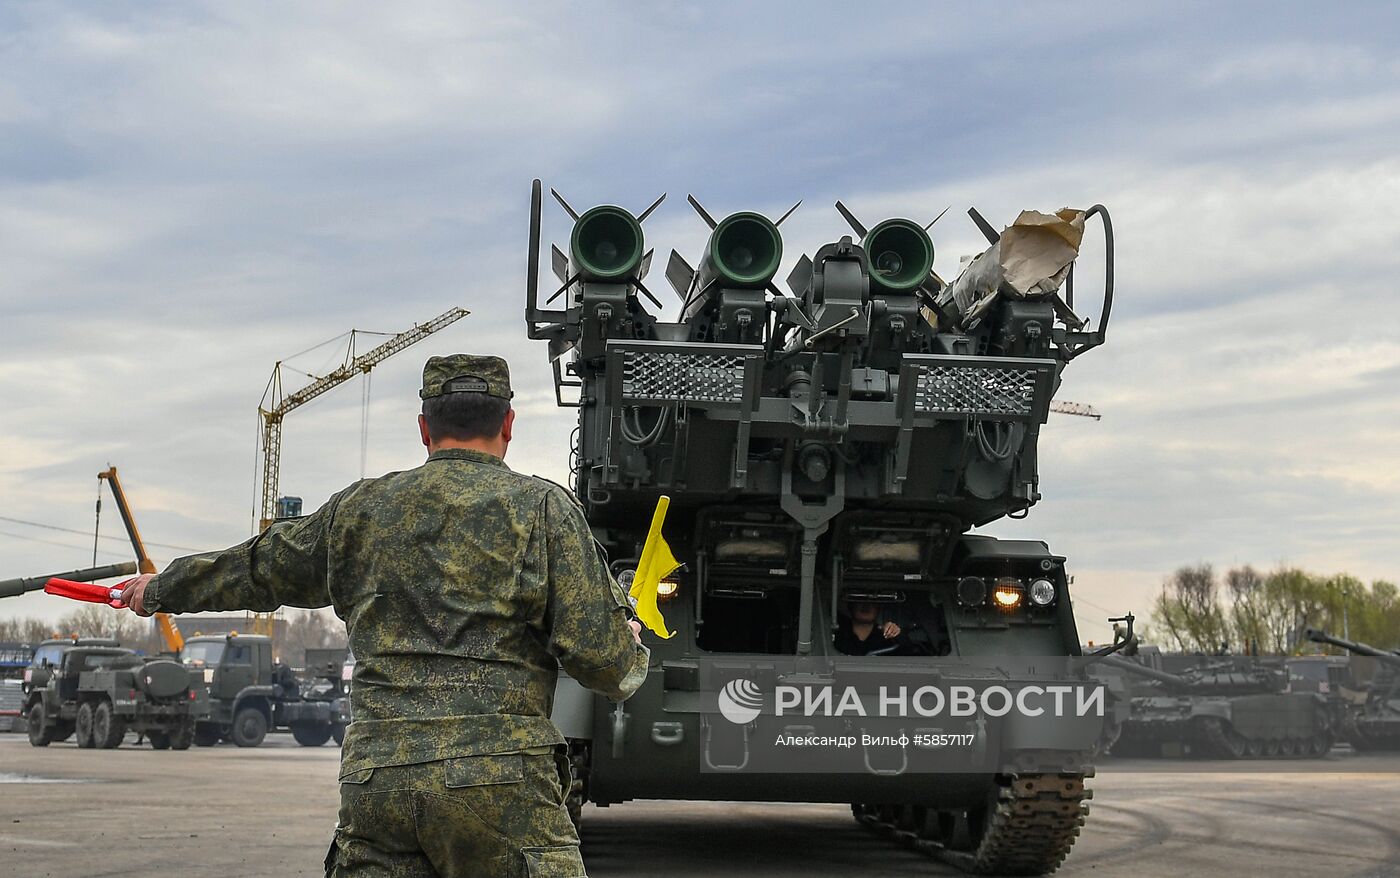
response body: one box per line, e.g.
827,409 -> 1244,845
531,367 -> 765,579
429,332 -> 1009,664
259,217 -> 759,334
146,448 -> 648,873
146,447 -> 648,772
326,749 -> 585,877
420,353 -> 513,399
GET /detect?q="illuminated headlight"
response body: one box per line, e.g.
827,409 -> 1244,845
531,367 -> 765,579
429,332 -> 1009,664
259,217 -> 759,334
992,579 -> 1024,610
956,576 -> 987,607
657,578 -> 680,601
1029,578 -> 1056,606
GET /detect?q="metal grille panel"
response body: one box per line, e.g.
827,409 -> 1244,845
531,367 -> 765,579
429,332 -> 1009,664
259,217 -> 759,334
913,364 -> 1040,416
621,350 -> 746,403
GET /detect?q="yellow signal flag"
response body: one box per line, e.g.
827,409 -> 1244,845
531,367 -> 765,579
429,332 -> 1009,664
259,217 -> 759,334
629,495 -> 681,639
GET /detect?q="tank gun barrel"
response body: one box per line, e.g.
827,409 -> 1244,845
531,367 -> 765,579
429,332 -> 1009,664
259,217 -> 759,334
1305,628 -> 1400,665
1101,655 -> 1191,688
0,562 -> 138,599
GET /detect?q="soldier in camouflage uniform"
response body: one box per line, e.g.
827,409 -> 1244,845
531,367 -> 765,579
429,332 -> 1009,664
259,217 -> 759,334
122,354 -> 650,878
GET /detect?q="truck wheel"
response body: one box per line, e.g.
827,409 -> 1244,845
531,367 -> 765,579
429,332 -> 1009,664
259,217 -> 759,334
194,723 -> 221,747
93,701 -> 127,749
291,721 -> 332,747
26,703 -> 53,747
76,702 -> 97,748
332,723 -> 345,746
148,731 -> 172,750
231,707 -> 268,748
170,717 -> 195,751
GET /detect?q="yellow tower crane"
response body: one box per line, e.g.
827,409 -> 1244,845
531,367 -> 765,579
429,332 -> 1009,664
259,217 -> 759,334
251,306 -> 469,637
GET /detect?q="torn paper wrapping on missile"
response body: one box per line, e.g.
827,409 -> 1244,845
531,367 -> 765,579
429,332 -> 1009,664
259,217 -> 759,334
935,208 -> 1086,329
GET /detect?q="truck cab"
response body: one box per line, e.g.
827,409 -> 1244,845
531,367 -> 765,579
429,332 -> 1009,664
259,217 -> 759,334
180,633 -> 347,747
22,637 -> 120,697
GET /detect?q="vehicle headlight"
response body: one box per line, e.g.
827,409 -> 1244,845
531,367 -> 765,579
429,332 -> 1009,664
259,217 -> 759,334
992,578 -> 1024,610
956,576 -> 987,607
657,578 -> 680,601
1029,578 -> 1056,606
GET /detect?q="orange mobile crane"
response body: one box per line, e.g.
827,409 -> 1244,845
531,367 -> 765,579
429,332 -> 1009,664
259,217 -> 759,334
97,466 -> 184,653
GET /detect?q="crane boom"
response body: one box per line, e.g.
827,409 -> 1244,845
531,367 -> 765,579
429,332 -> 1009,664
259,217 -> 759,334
1049,400 -> 1102,420
98,467 -> 184,652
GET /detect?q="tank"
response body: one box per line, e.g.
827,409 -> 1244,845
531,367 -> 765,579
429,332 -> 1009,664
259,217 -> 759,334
1304,628 -> 1400,750
1102,654 -> 1333,758
526,183 -> 1126,875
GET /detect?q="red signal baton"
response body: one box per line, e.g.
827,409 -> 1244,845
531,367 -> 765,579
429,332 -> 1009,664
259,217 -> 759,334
44,577 -> 130,609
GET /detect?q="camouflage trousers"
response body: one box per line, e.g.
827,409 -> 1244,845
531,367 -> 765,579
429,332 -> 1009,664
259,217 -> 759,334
326,747 -> 584,877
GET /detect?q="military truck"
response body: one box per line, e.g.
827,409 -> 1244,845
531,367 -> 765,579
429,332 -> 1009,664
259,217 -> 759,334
526,182 -> 1129,874
181,633 -> 348,747
1103,654 -> 1332,758
23,642 -> 208,749
0,641 -> 35,732
1305,628 -> 1400,750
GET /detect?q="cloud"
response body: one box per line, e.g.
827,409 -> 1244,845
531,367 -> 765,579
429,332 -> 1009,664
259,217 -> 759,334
2,2 -> 1397,640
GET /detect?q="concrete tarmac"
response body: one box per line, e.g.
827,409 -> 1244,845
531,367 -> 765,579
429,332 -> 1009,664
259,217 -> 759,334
2,734 -> 1397,877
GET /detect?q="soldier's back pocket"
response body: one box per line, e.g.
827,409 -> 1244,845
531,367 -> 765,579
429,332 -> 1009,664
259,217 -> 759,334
521,845 -> 586,877
443,753 -> 525,789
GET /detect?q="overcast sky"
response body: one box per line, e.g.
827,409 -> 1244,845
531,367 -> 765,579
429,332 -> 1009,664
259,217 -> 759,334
2,2 -> 1398,642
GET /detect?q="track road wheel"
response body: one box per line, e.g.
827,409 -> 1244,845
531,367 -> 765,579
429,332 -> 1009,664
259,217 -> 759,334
291,721 -> 333,747
231,707 -> 268,748
76,702 -> 96,749
93,701 -> 126,749
26,703 -> 53,747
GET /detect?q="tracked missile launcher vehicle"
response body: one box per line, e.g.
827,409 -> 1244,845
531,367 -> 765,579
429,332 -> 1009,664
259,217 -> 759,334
1306,628 -> 1400,750
1102,655 -> 1333,758
527,181 -> 1129,874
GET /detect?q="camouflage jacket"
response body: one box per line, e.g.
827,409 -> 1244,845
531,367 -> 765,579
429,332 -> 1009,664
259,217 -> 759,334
146,448 -> 649,774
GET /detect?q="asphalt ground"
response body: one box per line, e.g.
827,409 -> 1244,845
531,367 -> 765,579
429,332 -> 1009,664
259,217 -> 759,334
2,733 -> 1398,877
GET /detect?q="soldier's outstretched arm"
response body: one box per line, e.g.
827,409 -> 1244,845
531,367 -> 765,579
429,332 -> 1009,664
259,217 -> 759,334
136,490 -> 350,615
542,488 -> 650,701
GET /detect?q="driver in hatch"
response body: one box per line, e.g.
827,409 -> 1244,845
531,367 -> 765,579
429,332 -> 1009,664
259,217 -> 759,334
834,601 -> 903,656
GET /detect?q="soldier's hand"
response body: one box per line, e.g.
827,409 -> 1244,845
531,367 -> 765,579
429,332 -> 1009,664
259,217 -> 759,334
881,621 -> 901,639
628,619 -> 643,644
120,574 -> 156,617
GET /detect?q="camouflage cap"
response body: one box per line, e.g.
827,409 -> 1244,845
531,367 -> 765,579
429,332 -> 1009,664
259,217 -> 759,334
419,354 -> 513,400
